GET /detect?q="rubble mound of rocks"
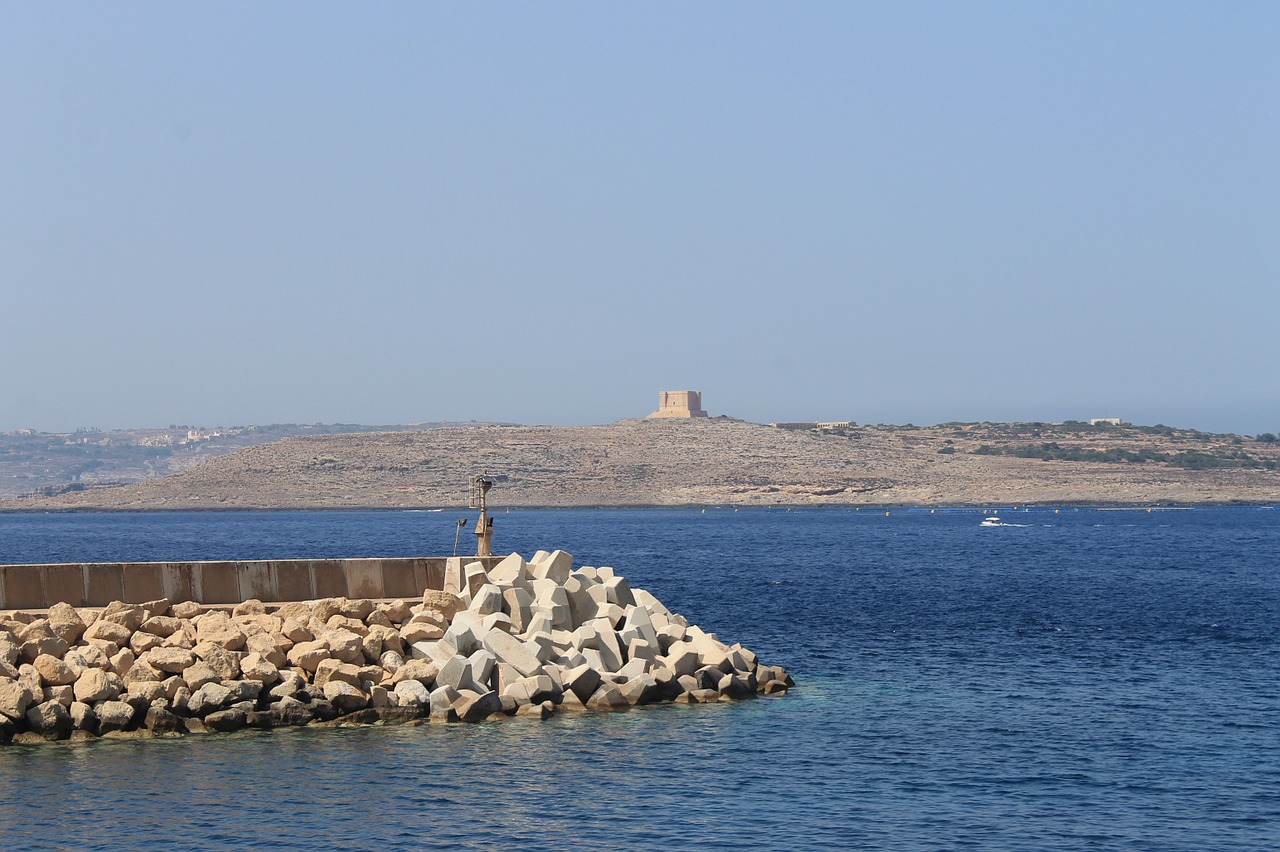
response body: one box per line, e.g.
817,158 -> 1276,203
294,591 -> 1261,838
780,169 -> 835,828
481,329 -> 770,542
0,550 -> 793,744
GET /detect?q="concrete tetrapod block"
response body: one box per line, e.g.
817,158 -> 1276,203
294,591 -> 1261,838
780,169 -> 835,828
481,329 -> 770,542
481,628 -> 543,678
443,557 -> 465,597
502,587 -> 534,633
585,683 -> 629,711
616,657 -> 650,680
437,656 -> 483,694
467,649 -> 496,692
524,634 -> 554,665
589,621 -> 625,673
487,553 -> 530,589
469,584 -> 505,617
633,587 -> 670,616
618,674 -> 661,706
562,664 -> 602,704
626,638 -> 659,666
452,689 -> 502,723
602,577 -> 636,608
662,643 -> 701,678
438,623 -> 478,659
530,550 -> 572,586
429,685 -> 460,721
463,562 -> 489,600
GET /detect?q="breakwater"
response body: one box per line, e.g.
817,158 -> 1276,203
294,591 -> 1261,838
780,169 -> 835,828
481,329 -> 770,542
0,550 -> 792,743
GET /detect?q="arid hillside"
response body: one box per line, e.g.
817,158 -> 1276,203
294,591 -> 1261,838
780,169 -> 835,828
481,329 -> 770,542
3,419 -> 1278,510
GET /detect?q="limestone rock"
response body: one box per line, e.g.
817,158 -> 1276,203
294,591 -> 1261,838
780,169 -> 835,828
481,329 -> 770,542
322,680 -> 368,715
172,601 -> 203,619
287,640 -> 330,672
145,704 -> 183,735
145,647 -> 196,675
223,680 -> 262,704
94,700 -> 136,734
26,699 -> 74,739
0,633 -> 19,667
127,681 -> 166,703
313,659 -> 363,689
194,613 -> 247,651
20,634 -> 69,664
240,653 -> 280,685
0,677 -> 34,721
84,618 -> 133,646
47,602 -> 87,644
204,707 -> 248,732
187,682 -> 232,717
129,631 -> 166,654
393,679 -> 429,708
182,661 -> 221,691
33,654 -> 77,686
270,696 -> 314,727
69,700 -> 97,731
391,659 -> 439,687
73,668 -> 116,703
419,590 -> 464,621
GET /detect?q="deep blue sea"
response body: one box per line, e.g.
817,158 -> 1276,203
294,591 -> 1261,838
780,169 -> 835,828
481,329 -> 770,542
1,507 -> 1277,851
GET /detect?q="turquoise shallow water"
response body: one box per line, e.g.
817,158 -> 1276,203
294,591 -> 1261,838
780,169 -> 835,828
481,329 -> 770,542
1,508 -> 1277,850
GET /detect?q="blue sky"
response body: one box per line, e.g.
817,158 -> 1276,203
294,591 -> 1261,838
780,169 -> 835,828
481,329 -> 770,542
3,3 -> 1277,433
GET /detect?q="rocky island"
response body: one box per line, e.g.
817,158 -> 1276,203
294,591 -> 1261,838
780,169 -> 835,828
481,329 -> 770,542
4,418 -> 1277,510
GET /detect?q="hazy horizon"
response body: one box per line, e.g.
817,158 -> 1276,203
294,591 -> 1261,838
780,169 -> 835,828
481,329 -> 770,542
4,5 -> 1277,435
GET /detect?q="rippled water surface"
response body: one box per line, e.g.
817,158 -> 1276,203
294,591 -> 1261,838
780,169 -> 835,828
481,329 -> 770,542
1,507 -> 1278,850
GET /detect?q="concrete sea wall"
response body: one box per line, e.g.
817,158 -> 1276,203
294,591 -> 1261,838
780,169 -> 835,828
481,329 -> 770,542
0,550 -> 793,744
0,557 -> 495,610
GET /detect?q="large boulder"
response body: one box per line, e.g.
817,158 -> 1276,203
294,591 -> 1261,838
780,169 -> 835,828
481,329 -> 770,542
73,668 -> 117,704
94,699 -> 138,734
192,643 -> 242,680
25,700 -> 73,739
204,708 -> 247,733
138,615 -> 183,637
0,677 -> 34,721
187,682 -> 232,717
83,618 -> 133,647
0,633 -> 19,667
182,661 -> 221,691
33,654 -> 77,686
322,681 -> 368,715
69,700 -> 97,732
194,612 -> 247,651
393,679 -> 429,708
46,603 -> 86,644
286,640 -> 330,673
145,647 -> 196,675
390,659 -> 439,687
419,590 -> 464,622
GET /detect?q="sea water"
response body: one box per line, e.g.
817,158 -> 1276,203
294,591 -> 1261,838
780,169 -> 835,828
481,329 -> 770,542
0,507 -> 1276,850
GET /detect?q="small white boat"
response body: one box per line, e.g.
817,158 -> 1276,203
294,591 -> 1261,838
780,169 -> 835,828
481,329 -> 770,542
981,516 -> 1003,527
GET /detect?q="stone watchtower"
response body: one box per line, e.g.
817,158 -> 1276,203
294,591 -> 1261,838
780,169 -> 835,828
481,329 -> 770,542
647,390 -> 708,419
